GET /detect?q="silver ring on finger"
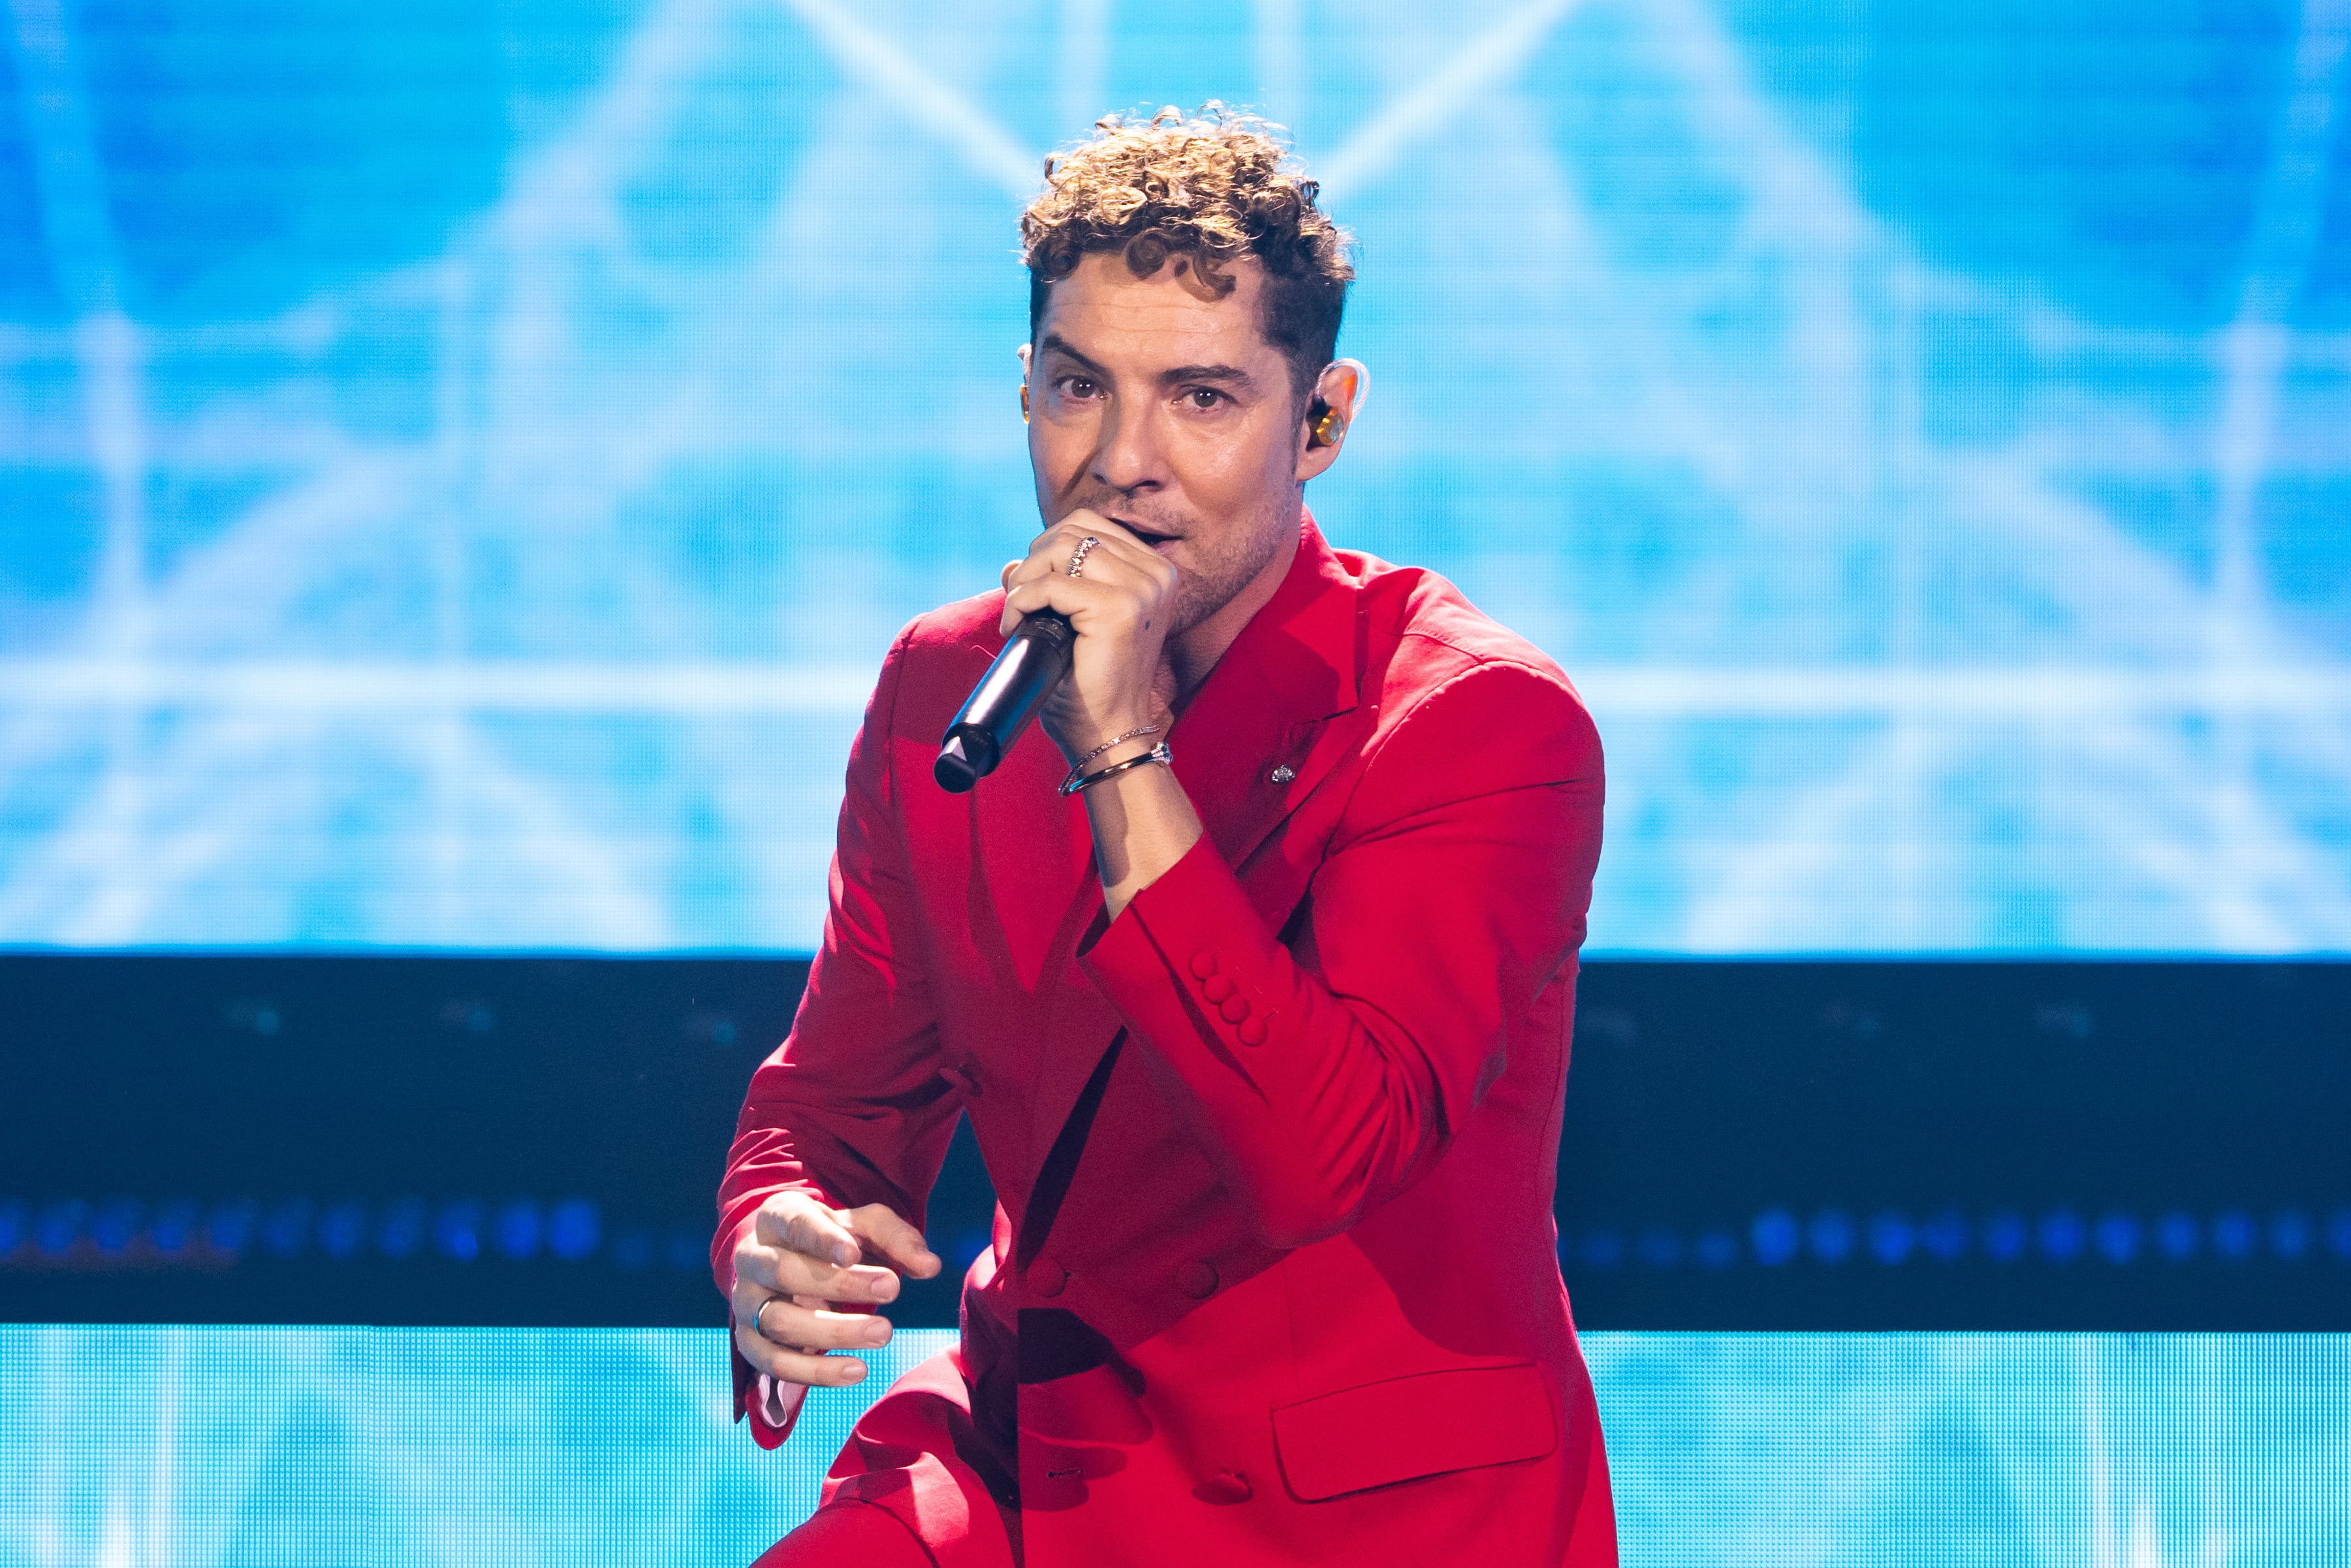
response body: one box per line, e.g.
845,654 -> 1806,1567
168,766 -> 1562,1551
1065,535 -> 1099,578
753,1297 -> 779,1341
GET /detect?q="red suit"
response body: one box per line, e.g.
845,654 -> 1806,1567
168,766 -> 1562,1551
717,515 -> 1615,1565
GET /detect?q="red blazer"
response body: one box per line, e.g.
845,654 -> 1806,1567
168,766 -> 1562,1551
718,516 -> 1614,1566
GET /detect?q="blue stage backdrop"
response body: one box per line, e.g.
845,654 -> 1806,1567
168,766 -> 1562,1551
3,0 -> 2348,953
2,1327 -> 2346,1563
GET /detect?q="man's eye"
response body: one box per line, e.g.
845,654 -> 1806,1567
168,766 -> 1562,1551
1059,377 -> 1099,399
1182,388 -> 1224,410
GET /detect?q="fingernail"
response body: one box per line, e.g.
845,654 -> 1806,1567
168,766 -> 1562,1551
863,1321 -> 891,1345
843,1362 -> 868,1383
833,1244 -> 855,1266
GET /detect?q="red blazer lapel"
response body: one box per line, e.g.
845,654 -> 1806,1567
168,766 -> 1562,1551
1169,518 -> 1363,892
1022,516 -> 1365,1209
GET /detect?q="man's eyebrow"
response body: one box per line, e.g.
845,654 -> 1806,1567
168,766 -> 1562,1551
1157,363 -> 1257,389
1037,333 -> 1109,375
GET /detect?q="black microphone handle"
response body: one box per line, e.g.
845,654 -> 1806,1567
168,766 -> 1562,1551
934,609 -> 1076,792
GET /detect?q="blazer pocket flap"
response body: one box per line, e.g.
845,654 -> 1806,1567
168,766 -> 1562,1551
1271,1362 -> 1556,1502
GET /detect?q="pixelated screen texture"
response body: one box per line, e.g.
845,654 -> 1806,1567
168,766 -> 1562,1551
3,0 -> 2349,952
1,1328 -> 2345,1564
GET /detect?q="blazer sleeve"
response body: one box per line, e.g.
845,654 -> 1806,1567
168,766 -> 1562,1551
1077,656 -> 1603,1251
713,623 -> 963,1445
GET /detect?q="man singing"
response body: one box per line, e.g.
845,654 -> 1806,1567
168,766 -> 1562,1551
718,106 -> 1614,1566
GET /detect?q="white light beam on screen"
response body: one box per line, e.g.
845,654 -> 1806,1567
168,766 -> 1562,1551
1519,0 -> 2351,949
6,661 -> 2351,715
0,706 -> 676,947
1056,0 -> 1109,148
7,0 -> 155,927
2205,0 -> 2347,943
1318,0 -> 1590,195
773,0 -> 1042,200
1254,0 -> 1306,140
2083,1338 -> 2120,1568
0,662 -> 877,713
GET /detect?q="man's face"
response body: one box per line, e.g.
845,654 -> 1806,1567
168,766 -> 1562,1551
1025,253 -> 1307,636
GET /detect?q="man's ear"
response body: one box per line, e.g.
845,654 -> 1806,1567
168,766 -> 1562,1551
1017,342 -> 1033,422
1298,358 -> 1369,479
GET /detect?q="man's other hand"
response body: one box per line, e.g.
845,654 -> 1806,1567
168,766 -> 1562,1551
730,1193 -> 942,1390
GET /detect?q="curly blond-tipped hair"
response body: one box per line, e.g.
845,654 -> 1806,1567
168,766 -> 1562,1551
1021,104 -> 1353,400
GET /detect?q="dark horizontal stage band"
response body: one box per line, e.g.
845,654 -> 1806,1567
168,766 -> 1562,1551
3,954 -> 2343,1331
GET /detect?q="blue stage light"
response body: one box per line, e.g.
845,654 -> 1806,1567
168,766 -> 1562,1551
1637,1227 -> 1684,1270
1982,1212 -> 2028,1264
151,1200 -> 200,1257
319,1200 -> 368,1261
0,1199 -> 25,1256
2094,1212 -> 2141,1264
206,1200 -> 258,1258
1750,1209 -> 1799,1267
377,1198 -> 427,1260
436,1200 -> 484,1262
2156,1210 -> 2200,1261
2269,1210 -> 2311,1261
2329,1210 -> 2351,1261
1808,1210 -> 1855,1265
2038,1210 -> 2086,1263
548,1200 -> 602,1261
1693,1231 -> 1739,1271
495,1200 -> 543,1261
93,1200 -> 142,1257
610,1227 -> 655,1272
261,1199 -> 313,1259
1580,1229 -> 1626,1272
1867,1211 -> 1913,1266
666,1227 -> 710,1272
2212,1210 -> 2256,1262
35,1200 -> 87,1259
1920,1208 -> 1968,1262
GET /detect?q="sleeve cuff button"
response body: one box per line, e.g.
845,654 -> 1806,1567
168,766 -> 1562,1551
1189,952 -> 1218,979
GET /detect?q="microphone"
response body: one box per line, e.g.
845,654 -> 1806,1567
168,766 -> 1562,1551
934,610 -> 1076,792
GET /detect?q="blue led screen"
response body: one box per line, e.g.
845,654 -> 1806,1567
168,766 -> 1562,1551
3,1 -> 2348,952
2,1327 -> 2345,1563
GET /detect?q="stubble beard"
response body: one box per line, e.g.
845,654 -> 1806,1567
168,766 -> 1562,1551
1165,492 -> 1297,637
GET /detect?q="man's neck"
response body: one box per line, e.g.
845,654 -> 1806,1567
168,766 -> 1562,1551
1162,507 -> 1304,705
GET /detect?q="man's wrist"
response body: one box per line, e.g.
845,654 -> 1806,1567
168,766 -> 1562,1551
1067,714 -> 1159,757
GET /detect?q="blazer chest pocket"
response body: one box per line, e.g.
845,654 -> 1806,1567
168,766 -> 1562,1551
1270,1362 -> 1557,1502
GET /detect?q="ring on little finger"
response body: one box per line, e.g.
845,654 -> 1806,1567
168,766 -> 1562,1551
1065,536 -> 1099,578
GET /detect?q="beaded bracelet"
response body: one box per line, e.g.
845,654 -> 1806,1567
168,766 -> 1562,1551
1059,740 -> 1175,796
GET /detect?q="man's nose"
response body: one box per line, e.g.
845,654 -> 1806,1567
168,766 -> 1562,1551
1090,399 -> 1164,494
